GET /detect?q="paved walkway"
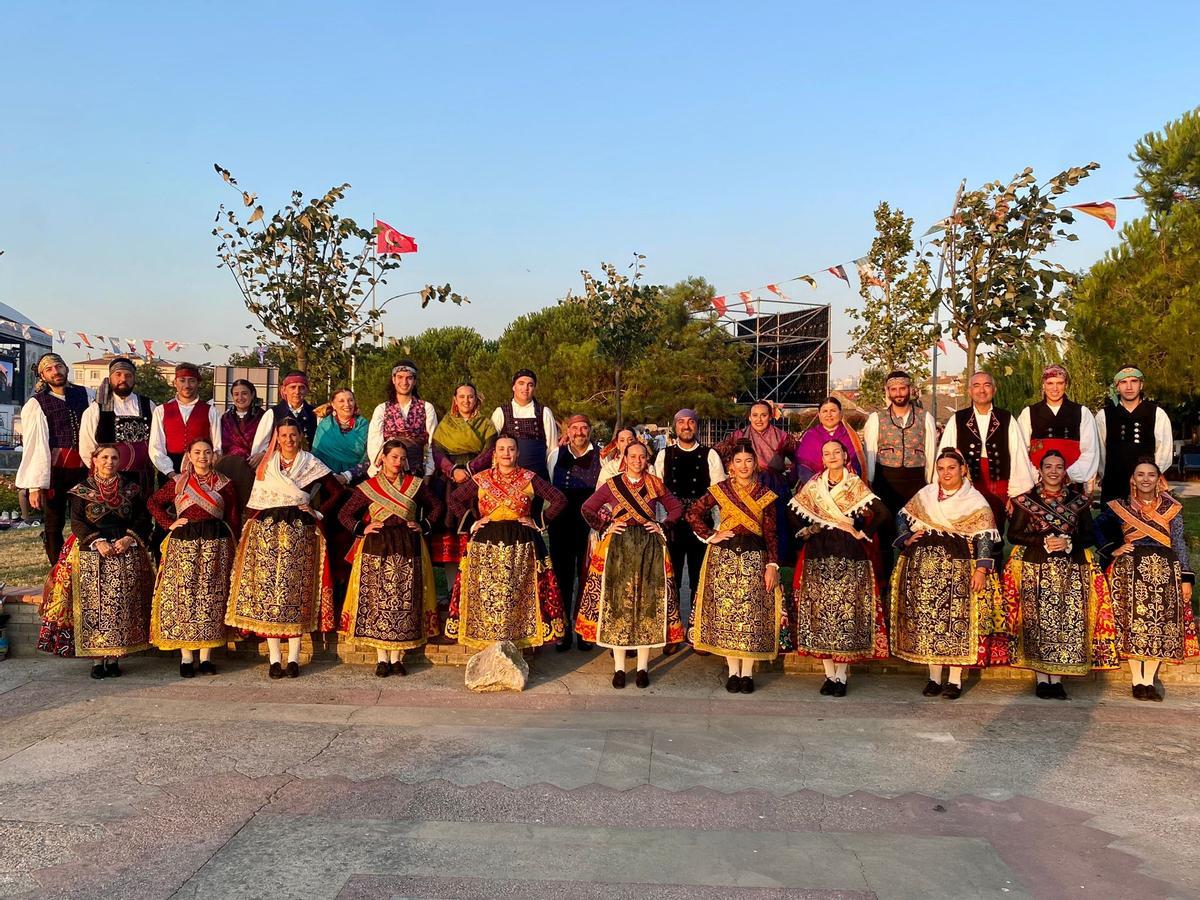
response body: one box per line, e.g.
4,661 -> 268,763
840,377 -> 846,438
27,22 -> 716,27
1,649 -> 1198,899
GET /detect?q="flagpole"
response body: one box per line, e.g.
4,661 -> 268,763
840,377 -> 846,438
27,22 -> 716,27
931,178 -> 967,423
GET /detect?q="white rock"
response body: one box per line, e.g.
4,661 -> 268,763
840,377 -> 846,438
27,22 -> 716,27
464,640 -> 528,692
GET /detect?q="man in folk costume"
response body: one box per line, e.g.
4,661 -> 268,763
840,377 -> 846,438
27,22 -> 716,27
938,370 -> 1035,535
16,353 -> 94,564
79,357 -> 156,502
1017,363 -> 1099,489
861,371 -> 936,582
1095,365 -> 1173,502
366,360 -> 438,477
485,368 -> 559,479
547,414 -> 603,651
653,408 -> 725,653
149,362 -> 221,478
250,370 -> 319,458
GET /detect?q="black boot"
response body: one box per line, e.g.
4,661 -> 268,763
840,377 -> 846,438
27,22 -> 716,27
179,662 -> 195,679
90,663 -> 106,680
635,669 -> 649,689
268,662 -> 284,680
104,659 -> 121,678
375,662 -> 391,678
612,670 -> 626,689
725,675 -> 741,693
391,660 -> 407,676
198,660 -> 217,676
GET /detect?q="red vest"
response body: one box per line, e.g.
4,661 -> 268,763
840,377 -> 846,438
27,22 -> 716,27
162,399 -> 213,454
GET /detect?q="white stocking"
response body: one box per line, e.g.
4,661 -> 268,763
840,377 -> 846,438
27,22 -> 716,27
726,656 -> 740,677
948,666 -> 963,687
740,658 -> 755,678
287,637 -> 301,664
267,638 -> 283,665
928,664 -> 944,683
389,649 -> 403,664
199,648 -> 211,662
376,649 -> 389,664
1145,660 -> 1162,685
834,663 -> 848,683
1035,672 -> 1050,684
636,647 -> 650,671
1048,675 -> 1061,685
614,648 -> 628,673
1128,659 -> 1144,684
821,659 -> 837,679
180,649 -> 194,664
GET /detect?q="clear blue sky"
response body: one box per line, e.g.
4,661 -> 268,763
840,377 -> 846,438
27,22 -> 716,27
2,1 -> 1198,376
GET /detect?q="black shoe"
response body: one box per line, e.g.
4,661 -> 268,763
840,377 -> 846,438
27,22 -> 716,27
819,678 -> 835,696
1133,684 -> 1146,700
375,662 -> 391,678
179,662 -> 195,679
943,683 -> 962,700
922,680 -> 943,697
104,659 -> 121,678
90,663 -> 106,680
662,643 -> 680,656
1051,683 -> 1068,701
612,670 -> 626,689
1145,684 -> 1163,702
725,675 -> 741,693
286,661 -> 300,678
555,639 -> 572,653
576,637 -> 594,651
268,662 -> 284,680
832,680 -> 847,698
740,677 -> 755,694
391,661 -> 407,677
1035,682 -> 1051,699
635,669 -> 649,689
198,661 -> 217,676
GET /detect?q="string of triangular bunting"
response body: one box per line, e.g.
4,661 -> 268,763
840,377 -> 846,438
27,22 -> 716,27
0,318 -> 263,360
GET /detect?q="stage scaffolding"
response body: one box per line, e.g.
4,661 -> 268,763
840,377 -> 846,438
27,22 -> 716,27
732,304 -> 830,407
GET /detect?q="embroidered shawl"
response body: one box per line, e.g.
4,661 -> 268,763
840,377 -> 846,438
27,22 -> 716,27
312,414 -> 369,472
902,480 -> 998,541
744,424 -> 791,470
711,479 -> 777,536
609,473 -> 666,524
475,467 -> 535,519
356,473 -> 421,522
173,471 -> 230,519
1011,485 -> 1091,535
69,476 -> 138,522
432,409 -> 496,458
789,469 -> 876,539
1106,494 -> 1182,549
247,449 -> 331,511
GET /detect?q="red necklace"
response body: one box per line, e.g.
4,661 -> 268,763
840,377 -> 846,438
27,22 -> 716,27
94,474 -> 122,505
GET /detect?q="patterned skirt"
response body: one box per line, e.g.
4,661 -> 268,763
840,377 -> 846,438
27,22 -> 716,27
445,520 -> 564,650
339,522 -> 439,651
792,542 -> 889,662
1001,547 -> 1119,675
38,534 -> 154,658
689,534 -> 784,660
225,507 -> 334,638
430,530 -> 469,565
1107,547 -> 1199,662
151,520 -> 236,650
890,537 -> 1003,667
575,525 -> 683,649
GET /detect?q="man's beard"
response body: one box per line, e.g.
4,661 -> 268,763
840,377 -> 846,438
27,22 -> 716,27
111,383 -> 134,398
891,396 -> 910,408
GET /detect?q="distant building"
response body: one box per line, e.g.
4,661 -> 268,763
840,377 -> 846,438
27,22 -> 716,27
0,300 -> 54,445
923,373 -> 965,399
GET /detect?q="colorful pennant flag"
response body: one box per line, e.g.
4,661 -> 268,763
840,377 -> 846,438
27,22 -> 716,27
108,337 -> 121,353
77,333 -> 93,349
711,295 -> 728,316
854,258 -> 884,288
1067,201 -> 1117,229
143,339 -> 156,358
827,265 -> 849,284
56,330 -> 66,343
766,284 -> 789,300
739,291 -> 754,314
376,219 -> 418,254
795,275 -> 817,289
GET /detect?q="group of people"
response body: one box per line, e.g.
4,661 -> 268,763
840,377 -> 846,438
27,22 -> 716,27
15,352 -> 1196,700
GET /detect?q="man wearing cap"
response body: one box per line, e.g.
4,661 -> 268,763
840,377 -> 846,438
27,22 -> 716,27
250,370 -> 319,460
15,353 -> 94,564
487,369 -> 559,478
1096,365 -> 1173,502
939,371 -> 1036,533
862,371 -> 937,581
1017,364 -> 1100,489
653,408 -> 725,651
366,360 -> 437,476
79,357 -> 156,499
547,414 -> 603,651
150,363 -> 221,477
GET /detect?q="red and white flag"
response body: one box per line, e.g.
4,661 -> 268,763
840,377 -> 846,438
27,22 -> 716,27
712,295 -> 728,316
827,265 -> 849,284
739,291 -> 754,314
766,284 -> 789,300
77,332 -> 93,349
376,220 -> 418,254
143,339 -> 156,359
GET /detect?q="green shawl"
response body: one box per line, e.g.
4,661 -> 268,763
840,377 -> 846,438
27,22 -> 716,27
432,411 -> 497,461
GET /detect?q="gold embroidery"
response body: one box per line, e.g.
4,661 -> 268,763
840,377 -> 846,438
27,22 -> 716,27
340,535 -> 438,650
690,542 -> 782,659
71,541 -> 154,657
793,554 -> 878,659
890,544 -> 994,665
151,532 -> 234,650
456,539 -> 546,649
1109,550 -> 1189,661
226,517 -> 330,635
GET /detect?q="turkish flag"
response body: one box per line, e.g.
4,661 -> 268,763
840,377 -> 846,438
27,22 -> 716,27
376,220 -> 418,254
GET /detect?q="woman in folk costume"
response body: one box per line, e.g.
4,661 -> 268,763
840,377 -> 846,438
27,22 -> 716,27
225,418 -> 343,679
686,441 -> 785,695
38,444 -> 154,679
215,378 -> 264,510
338,439 -> 443,678
575,440 -> 684,689
147,437 -> 241,677
1096,457 -> 1197,701
311,387 -> 370,591
1001,450 -> 1119,700
716,400 -> 798,561
788,439 -> 889,697
430,382 -> 497,588
444,436 -> 567,650
792,396 -> 867,486
891,448 -> 1004,699
597,427 -> 636,486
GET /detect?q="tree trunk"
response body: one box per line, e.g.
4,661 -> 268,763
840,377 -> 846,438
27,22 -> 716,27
614,366 -> 623,429
964,337 -> 977,402
294,342 -> 309,374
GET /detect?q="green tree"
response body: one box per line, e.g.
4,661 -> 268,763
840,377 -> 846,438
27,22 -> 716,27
355,327 -> 494,414
983,335 -> 1104,413
1133,106 -> 1200,214
211,165 -> 464,373
930,162 -> 1099,394
847,202 -> 938,404
134,364 -> 214,404
565,257 -> 664,428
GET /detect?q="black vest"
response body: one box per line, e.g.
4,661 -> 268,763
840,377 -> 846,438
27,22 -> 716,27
96,394 -> 153,444
662,443 -> 714,502
1028,399 -> 1082,441
1101,400 -> 1160,498
552,444 -> 601,500
954,406 -> 1013,482
272,401 -> 317,446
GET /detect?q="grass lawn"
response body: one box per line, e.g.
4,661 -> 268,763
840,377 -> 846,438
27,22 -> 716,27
0,527 -> 50,588
1183,497 -> 1200,558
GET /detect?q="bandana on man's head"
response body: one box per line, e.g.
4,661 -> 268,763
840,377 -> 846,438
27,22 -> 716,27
174,362 -> 201,379
281,372 -> 309,390
884,371 -> 912,388
37,352 -> 66,374
1042,364 -> 1070,385
391,360 -> 418,377
673,408 -> 698,423
1112,366 -> 1144,386
108,357 -> 136,375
